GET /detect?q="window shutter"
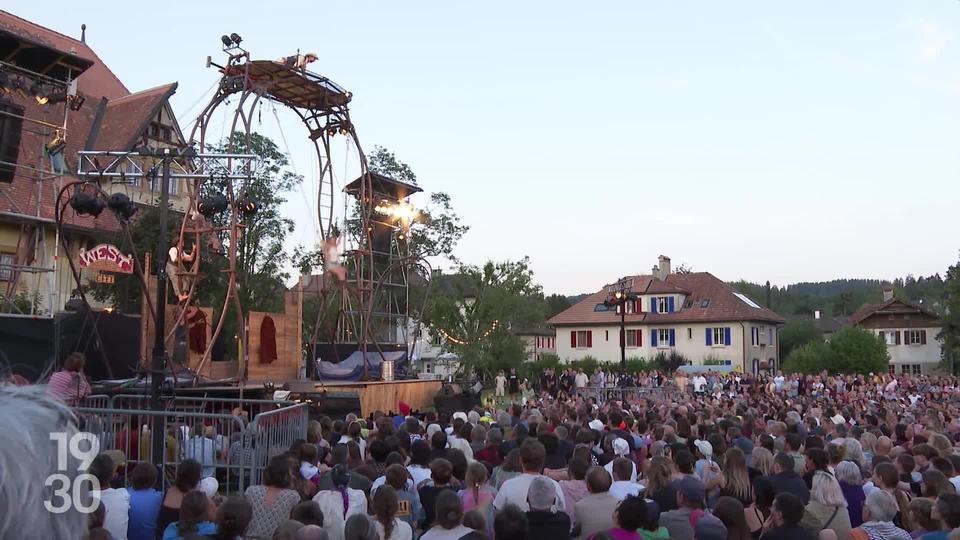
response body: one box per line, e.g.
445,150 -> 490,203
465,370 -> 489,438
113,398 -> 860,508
895,331 -> 901,345
587,331 -> 593,348
669,329 -> 676,346
637,329 -> 642,346
724,327 -> 732,346
651,329 -> 658,347
571,331 -> 576,348
921,330 -> 927,345
634,299 -> 641,313
668,297 -> 675,313
650,298 -> 657,313
706,327 -> 713,346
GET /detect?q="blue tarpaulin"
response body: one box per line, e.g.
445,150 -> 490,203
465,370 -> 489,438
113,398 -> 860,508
317,350 -> 407,381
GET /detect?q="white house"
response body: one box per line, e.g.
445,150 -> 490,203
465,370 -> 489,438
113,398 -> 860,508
514,326 -> 557,362
850,287 -> 943,375
548,255 -> 786,373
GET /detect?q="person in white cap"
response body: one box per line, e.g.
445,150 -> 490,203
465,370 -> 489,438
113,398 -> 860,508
694,439 -> 720,493
603,438 -> 637,482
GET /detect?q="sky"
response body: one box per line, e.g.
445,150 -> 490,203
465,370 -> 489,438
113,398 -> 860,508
8,1 -> 960,294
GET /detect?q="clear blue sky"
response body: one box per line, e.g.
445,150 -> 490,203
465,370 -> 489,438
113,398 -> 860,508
9,1 -> 959,294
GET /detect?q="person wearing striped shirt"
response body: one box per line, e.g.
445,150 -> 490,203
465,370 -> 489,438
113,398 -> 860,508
46,352 -> 91,405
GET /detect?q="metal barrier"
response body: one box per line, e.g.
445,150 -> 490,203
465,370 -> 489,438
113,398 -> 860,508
107,394 -> 297,423
579,386 -> 679,403
77,394 -> 111,409
72,400 -> 308,495
247,403 -> 309,486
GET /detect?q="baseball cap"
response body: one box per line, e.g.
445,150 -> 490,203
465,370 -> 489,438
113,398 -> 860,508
613,438 -> 630,456
694,514 -> 727,540
831,414 -> 846,425
676,476 -> 705,504
199,476 -> 219,498
733,437 -> 754,455
588,419 -> 604,431
693,439 -> 713,458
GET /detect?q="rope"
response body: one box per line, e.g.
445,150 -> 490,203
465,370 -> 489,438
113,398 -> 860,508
271,104 -> 319,239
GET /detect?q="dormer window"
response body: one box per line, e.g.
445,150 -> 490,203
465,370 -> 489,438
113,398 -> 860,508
700,299 -> 710,308
657,297 -> 669,313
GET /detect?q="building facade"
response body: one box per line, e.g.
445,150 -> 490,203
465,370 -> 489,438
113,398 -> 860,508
0,10 -> 189,316
549,256 -> 785,373
515,327 -> 556,362
850,288 -> 943,375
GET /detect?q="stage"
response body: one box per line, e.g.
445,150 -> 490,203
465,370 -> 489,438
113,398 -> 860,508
157,377 -> 442,418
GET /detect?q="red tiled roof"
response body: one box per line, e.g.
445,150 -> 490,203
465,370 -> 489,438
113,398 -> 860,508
548,272 -> 785,326
0,10 -> 129,99
849,297 -> 939,325
93,83 -> 177,150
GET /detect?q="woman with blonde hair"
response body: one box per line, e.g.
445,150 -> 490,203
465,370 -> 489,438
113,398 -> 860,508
751,447 -> 774,476
459,461 -> 495,537
930,433 -> 954,458
717,447 -> 762,535
803,471 -> 852,540
860,432 -> 878,466
643,456 -> 677,513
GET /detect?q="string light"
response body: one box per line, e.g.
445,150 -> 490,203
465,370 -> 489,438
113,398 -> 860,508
435,320 -> 500,345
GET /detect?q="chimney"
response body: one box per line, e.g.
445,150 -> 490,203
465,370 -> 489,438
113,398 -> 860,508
657,255 -> 671,280
81,23 -> 87,44
882,286 -> 894,302
814,310 -> 821,320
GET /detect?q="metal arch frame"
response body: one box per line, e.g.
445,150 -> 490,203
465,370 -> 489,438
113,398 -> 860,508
184,52 -> 387,381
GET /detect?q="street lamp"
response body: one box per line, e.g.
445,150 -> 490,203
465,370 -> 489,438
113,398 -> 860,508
603,289 -> 639,384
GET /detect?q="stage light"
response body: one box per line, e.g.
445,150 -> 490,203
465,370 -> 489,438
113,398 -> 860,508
68,95 -> 85,111
45,131 -> 65,156
197,193 -> 229,216
230,32 -> 242,45
69,191 -> 106,217
236,194 -> 258,215
221,35 -> 232,47
107,192 -> 137,221
30,81 -> 50,104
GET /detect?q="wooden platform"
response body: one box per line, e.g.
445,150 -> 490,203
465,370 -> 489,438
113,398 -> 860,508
321,379 -> 441,417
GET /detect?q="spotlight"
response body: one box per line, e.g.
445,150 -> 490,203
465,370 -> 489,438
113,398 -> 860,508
69,191 -> 106,217
197,193 -> 228,216
30,81 -> 49,104
230,32 -> 242,45
45,131 -> 65,156
107,192 -> 137,221
221,34 -> 232,47
68,95 -> 86,111
236,194 -> 258,215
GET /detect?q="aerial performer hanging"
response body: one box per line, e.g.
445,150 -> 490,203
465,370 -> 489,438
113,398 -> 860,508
167,237 -> 195,303
323,227 -> 346,283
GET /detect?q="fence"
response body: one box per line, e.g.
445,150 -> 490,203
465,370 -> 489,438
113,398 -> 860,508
578,386 -> 679,403
73,395 -> 308,496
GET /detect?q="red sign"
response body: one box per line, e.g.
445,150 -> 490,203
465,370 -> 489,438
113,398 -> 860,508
78,244 -> 133,274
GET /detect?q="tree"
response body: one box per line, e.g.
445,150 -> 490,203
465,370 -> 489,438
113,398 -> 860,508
543,294 -> 571,319
367,146 -> 417,185
422,257 -> 544,380
778,320 -> 822,360
939,253 -> 960,374
782,326 -> 887,374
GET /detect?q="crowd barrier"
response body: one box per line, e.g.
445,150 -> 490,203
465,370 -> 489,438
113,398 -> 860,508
578,386 -> 679,403
73,395 -> 308,495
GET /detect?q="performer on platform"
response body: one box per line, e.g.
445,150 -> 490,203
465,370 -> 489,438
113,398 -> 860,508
277,52 -> 318,71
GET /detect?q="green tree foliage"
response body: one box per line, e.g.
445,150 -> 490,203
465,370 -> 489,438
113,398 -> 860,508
938,254 -> 960,374
422,257 -> 544,380
544,294 -> 571,319
653,350 -> 688,372
367,146 -> 417,185
782,326 -> 888,374
778,320 -> 823,360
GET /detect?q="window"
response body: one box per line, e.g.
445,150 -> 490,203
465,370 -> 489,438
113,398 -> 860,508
594,303 -> 611,312
713,327 -> 726,346
687,327 -> 692,340
884,331 -> 897,346
683,299 -> 694,309
905,330 -> 925,345
751,327 -> 759,346
0,101 -> 25,183
658,329 -> 670,344
0,252 -> 13,281
700,299 -> 710,308
887,364 -> 896,375
575,331 -> 591,348
626,330 -> 638,347
768,327 -> 774,346
912,364 -> 922,375
148,174 -> 178,195
605,330 -> 609,341
657,297 -> 669,313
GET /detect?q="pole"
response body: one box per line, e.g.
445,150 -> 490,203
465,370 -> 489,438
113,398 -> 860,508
150,150 -> 171,466
620,301 -> 626,381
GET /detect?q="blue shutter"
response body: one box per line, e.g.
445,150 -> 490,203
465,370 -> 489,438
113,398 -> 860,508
668,297 -> 675,312
669,329 -> 676,346
706,327 -> 713,346
651,329 -> 658,347
724,327 -> 732,346
650,298 -> 657,313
